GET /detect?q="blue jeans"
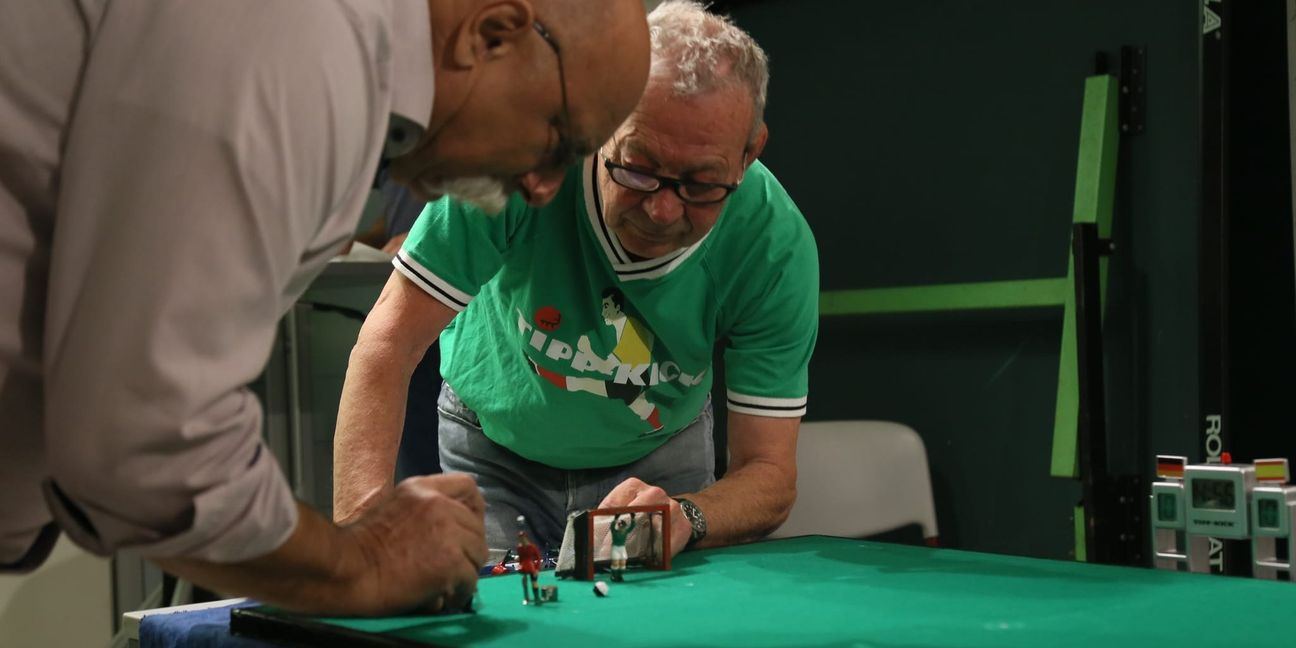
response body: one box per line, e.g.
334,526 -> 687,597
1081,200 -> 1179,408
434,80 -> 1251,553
394,346 -> 442,481
436,382 -> 716,554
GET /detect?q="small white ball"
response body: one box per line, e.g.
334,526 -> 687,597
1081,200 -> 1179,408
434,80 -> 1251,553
593,581 -> 610,597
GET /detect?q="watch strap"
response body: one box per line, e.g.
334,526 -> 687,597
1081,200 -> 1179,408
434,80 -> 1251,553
674,497 -> 707,546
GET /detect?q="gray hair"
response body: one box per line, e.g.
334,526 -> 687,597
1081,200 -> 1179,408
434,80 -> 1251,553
646,0 -> 769,144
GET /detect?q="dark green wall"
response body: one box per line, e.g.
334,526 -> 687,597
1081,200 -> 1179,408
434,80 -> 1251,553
721,0 -> 1205,558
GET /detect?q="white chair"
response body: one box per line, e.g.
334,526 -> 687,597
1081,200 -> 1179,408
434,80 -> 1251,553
770,420 -> 939,544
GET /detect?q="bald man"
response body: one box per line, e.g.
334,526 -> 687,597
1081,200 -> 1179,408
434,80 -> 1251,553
333,1 -> 817,566
0,0 -> 648,616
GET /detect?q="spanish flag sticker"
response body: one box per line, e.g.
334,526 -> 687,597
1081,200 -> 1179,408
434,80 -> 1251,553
1255,458 -> 1289,484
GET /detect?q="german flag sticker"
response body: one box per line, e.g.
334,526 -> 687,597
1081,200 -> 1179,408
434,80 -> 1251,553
1156,455 -> 1187,480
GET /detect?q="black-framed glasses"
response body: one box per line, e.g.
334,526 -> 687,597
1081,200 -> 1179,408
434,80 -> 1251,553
603,159 -> 740,205
532,20 -> 576,167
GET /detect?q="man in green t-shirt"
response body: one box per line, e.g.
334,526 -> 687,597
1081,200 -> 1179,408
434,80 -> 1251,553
334,0 -> 818,558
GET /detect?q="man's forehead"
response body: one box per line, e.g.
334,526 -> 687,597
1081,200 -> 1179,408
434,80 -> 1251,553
631,81 -> 751,130
615,132 -> 730,175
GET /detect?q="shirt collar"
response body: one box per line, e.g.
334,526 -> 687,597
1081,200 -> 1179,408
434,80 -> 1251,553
582,156 -> 712,282
386,0 -> 435,159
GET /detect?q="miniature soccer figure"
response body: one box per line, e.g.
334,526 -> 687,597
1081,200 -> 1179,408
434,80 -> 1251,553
516,516 -> 543,605
609,513 -> 636,582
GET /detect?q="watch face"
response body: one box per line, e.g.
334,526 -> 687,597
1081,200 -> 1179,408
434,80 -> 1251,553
679,499 -> 706,539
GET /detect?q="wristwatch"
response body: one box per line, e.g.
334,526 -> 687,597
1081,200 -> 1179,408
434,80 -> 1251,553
674,498 -> 708,547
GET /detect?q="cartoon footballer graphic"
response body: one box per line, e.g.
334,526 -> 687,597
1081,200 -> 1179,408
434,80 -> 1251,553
529,288 -> 664,432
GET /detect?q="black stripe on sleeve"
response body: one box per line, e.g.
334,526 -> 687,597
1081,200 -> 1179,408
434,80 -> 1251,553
395,255 -> 468,310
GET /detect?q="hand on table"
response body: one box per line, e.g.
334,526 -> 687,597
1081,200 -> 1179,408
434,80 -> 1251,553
345,473 -> 488,615
597,477 -> 691,558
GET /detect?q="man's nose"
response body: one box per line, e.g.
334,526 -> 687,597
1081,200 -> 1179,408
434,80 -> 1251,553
642,189 -> 685,225
515,170 -> 566,207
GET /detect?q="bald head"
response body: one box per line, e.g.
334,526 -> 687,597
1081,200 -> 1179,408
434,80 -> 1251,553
390,0 -> 649,207
532,0 -> 651,157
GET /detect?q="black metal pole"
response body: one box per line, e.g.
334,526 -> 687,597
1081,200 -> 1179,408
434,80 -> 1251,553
1199,0 -> 1232,575
1073,223 -> 1109,562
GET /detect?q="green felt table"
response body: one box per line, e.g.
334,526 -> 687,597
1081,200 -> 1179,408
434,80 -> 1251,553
230,535 -> 1296,647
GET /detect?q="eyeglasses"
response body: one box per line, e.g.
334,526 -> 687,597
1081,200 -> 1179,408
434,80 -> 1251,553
532,21 -> 576,168
603,159 -> 740,205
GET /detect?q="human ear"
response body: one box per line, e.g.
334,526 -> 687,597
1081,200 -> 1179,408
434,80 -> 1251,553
744,122 -> 769,166
458,0 -> 535,64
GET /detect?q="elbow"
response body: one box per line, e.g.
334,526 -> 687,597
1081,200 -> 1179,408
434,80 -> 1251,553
46,448 -> 116,511
44,409 -> 141,508
779,482 -> 798,522
749,471 -> 797,540
766,482 -> 797,535
43,388 -> 271,558
44,446 -> 189,556
773,458 -> 798,522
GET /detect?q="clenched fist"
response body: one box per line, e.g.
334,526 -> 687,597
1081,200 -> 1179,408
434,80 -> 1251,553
344,473 -> 488,615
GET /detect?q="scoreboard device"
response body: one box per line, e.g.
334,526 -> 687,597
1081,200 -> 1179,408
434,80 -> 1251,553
1184,462 -> 1254,539
1150,454 -> 1295,580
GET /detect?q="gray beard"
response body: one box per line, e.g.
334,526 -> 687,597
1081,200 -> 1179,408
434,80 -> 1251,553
415,176 -> 509,215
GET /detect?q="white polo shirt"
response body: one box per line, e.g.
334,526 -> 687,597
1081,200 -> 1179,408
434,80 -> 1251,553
0,0 -> 433,568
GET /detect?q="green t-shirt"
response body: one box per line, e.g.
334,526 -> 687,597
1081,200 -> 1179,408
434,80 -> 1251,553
396,157 -> 818,469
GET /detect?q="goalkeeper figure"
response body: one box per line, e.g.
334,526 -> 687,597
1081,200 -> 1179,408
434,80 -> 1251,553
609,514 -> 636,582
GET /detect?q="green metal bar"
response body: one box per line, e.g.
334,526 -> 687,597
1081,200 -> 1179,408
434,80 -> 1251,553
819,278 -> 1068,316
1050,74 -> 1120,480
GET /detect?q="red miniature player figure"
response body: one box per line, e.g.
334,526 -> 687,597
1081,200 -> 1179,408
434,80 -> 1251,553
491,549 -> 512,576
516,516 -> 543,606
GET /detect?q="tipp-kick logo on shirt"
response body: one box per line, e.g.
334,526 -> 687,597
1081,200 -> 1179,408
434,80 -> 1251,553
517,287 -> 706,434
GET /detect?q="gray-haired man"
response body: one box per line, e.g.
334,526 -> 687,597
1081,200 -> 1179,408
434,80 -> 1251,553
334,0 -> 818,559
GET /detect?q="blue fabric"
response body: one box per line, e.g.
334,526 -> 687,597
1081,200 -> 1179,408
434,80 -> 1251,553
395,345 -> 444,481
139,600 -> 277,648
378,174 -> 425,239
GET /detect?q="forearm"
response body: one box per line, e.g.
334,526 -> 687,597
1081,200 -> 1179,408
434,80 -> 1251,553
333,273 -> 456,523
680,413 -> 800,549
682,457 -> 796,548
155,501 -> 371,615
158,474 -> 488,617
332,335 -> 420,523
598,415 -> 799,554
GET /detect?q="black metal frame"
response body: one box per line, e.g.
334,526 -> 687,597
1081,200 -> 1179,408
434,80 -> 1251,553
1198,0 -> 1234,575
1073,223 -> 1144,565
1119,46 -> 1147,135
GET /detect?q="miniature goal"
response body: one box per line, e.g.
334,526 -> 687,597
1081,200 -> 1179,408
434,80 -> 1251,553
555,505 -> 672,580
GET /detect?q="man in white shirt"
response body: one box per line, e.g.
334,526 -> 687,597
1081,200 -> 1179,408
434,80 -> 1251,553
0,0 -> 650,615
